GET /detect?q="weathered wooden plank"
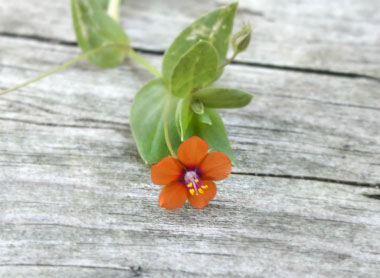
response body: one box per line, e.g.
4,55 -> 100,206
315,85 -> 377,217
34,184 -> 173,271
1,165 -> 380,277
1,30 -> 380,278
1,37 -> 379,184
1,0 -> 380,78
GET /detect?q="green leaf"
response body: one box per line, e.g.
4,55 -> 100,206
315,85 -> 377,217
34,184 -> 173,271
162,2 -> 238,81
170,41 -> 218,98
191,99 -> 204,114
175,95 -> 193,141
199,112 -> 212,125
71,0 -> 130,68
193,88 -> 253,108
130,78 -> 180,164
99,0 -> 110,9
185,109 -> 234,163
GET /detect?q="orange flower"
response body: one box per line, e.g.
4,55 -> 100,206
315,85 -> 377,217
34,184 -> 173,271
151,136 -> 232,210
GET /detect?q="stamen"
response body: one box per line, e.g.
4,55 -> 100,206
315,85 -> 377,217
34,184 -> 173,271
193,182 -> 199,195
183,170 -> 208,196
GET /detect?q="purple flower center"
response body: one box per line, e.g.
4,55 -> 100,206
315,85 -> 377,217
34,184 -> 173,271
183,170 -> 208,196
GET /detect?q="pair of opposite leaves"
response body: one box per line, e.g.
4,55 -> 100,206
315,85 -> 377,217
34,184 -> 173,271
71,0 -> 252,164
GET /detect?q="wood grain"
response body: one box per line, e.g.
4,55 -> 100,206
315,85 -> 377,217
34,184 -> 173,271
0,0 -> 380,78
1,37 -> 379,184
1,1 -> 380,277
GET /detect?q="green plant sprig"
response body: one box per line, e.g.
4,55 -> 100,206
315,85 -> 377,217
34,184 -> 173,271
0,43 -> 129,97
1,0 -> 253,165
0,0 -> 159,96
131,2 -> 253,164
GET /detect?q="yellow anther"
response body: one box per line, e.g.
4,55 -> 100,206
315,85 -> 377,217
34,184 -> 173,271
195,179 -> 199,183
189,189 -> 195,195
198,188 -> 204,194
201,185 -> 208,189
187,183 -> 193,188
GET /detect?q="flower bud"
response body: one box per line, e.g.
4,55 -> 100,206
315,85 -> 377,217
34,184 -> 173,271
191,99 -> 204,115
231,23 -> 252,54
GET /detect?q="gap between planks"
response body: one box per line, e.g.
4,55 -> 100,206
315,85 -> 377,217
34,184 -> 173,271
0,112 -> 379,190
1,31 -> 379,83
232,172 -> 380,189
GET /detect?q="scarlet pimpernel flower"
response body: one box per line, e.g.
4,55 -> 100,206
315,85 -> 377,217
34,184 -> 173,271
151,136 -> 232,210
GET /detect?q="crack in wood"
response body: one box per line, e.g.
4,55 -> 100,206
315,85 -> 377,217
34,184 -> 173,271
1,31 -> 379,82
231,172 -> 380,188
0,263 -> 141,273
232,60 -> 380,82
363,194 -> 380,200
186,251 -> 234,257
0,32 -> 77,47
0,111 -> 379,187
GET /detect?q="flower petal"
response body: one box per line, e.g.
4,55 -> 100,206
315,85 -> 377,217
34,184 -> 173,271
151,157 -> 184,185
199,152 -> 231,181
159,181 -> 188,210
188,180 -> 217,209
178,136 -> 209,168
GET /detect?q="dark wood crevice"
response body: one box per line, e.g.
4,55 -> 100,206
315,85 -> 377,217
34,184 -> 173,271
231,171 -> 380,189
1,31 -> 379,82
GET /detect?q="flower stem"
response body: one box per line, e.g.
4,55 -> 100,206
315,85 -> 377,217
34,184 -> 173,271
164,100 -> 177,158
128,48 -> 161,77
218,52 -> 238,70
105,0 -> 160,77
107,0 -> 121,22
0,43 -> 129,97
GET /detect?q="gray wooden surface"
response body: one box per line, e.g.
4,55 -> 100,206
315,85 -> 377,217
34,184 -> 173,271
1,1 -> 380,277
